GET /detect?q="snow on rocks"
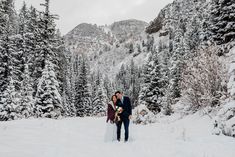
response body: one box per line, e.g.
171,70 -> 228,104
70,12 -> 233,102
213,47 -> 235,138
213,101 -> 235,137
132,104 -> 157,124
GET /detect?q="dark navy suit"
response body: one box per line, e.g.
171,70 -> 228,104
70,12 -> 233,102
116,96 -> 132,141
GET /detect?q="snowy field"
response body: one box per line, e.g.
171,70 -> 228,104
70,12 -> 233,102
0,113 -> 235,157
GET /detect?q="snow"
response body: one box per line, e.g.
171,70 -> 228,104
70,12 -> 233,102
227,47 -> 235,98
1,113 -> 235,157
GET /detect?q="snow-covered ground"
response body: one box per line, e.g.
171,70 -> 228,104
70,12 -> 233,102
0,113 -> 235,157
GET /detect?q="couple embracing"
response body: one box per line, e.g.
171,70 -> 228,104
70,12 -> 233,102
105,91 -> 132,142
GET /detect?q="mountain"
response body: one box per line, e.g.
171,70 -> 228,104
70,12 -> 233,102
64,23 -> 112,54
110,19 -> 148,43
64,19 -> 149,79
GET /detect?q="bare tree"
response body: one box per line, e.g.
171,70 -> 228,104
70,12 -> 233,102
181,46 -> 227,112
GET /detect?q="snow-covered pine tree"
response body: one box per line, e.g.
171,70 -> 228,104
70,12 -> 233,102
75,56 -> 92,117
0,0 -> 16,103
158,42 -> 173,115
129,59 -> 141,107
31,0 -> 64,118
210,0 -> 235,45
115,64 -> 128,92
167,24 -> 185,104
53,29 -> 66,94
27,6 -> 40,77
138,54 -> 154,106
183,15 -> 200,60
146,35 -> 154,52
8,35 -> 25,91
148,54 -> 166,114
63,50 -> 76,116
20,64 -> 34,118
0,0 -> 22,120
0,78 -> 21,121
18,2 -> 30,36
35,60 -> 63,118
129,43 -> 134,54
103,74 -> 114,100
92,70 -> 106,116
32,0 -> 62,97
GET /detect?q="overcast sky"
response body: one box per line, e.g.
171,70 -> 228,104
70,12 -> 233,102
15,0 -> 173,35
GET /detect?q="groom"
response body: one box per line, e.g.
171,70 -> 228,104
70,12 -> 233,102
115,91 -> 132,142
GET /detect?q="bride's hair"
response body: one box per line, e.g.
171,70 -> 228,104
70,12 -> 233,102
111,95 -> 117,102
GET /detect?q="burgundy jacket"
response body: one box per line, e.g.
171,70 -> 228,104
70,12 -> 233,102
106,102 -> 116,123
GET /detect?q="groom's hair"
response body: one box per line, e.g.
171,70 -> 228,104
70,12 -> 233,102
115,91 -> 122,95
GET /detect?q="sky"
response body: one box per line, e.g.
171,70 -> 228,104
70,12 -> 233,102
15,0 -> 173,35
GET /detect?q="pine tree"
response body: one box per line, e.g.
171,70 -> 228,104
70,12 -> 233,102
115,64 -> 128,92
75,56 -> 92,117
20,64 -> 34,118
103,74 -> 114,100
210,0 -> 235,45
183,15 -> 200,60
18,2 -> 30,36
0,0 -> 16,103
92,70 -> 106,116
138,55 -> 155,106
167,25 -> 185,103
32,0 -> 60,96
35,60 -> 63,118
147,55 -> 165,114
27,6 -> 40,75
63,51 -> 76,116
129,59 -> 141,107
146,35 -> 154,52
129,43 -> 134,54
0,78 -> 21,121
9,35 -> 25,91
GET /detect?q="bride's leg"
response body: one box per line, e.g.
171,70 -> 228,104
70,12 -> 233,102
116,121 -> 122,141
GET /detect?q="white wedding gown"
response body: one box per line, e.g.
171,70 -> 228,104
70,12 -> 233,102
104,120 -> 134,142
104,122 -> 117,142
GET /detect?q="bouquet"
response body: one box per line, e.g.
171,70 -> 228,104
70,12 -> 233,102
115,106 -> 123,122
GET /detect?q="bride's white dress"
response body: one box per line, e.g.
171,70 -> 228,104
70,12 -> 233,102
104,122 -> 116,142
104,121 -> 134,142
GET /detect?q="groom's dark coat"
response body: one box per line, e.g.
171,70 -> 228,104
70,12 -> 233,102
116,96 -> 132,119
116,96 -> 132,141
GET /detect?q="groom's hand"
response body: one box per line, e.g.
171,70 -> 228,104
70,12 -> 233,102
129,115 -> 132,120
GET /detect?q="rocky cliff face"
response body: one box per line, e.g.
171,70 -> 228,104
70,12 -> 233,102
64,23 -> 112,55
110,19 -> 148,43
64,19 -> 148,54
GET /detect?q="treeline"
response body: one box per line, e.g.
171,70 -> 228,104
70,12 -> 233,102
0,0 -> 109,121
138,0 -> 234,115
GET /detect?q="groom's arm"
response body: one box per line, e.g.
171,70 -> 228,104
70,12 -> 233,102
127,97 -> 132,116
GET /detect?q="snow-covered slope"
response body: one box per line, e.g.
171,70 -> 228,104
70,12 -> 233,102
64,23 -> 112,54
214,47 -> 235,137
1,114 -> 235,157
110,19 -> 148,43
64,19 -> 149,79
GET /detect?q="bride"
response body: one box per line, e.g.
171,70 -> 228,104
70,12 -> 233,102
104,95 -> 118,142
